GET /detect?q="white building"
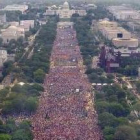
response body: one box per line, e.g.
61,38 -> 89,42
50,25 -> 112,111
98,20 -> 132,40
114,47 -> 140,57
114,11 -> 140,20
0,50 -> 7,67
1,26 -> 25,43
46,1 -> 86,19
2,4 -> 28,14
0,14 -> 6,25
20,20 -> 35,31
45,10 -> 56,16
107,5 -> 140,20
8,20 -> 35,32
138,67 -> 140,78
127,21 -> 140,31
57,22 -> 74,28
98,20 -> 139,56
86,4 -> 97,10
9,21 -> 19,26
112,38 -> 138,49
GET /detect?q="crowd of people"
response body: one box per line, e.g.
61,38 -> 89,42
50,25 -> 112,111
31,22 -> 103,140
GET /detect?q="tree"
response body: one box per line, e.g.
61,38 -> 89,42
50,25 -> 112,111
108,95 -> 118,102
24,97 -> 38,113
2,61 -> 13,77
6,11 -> 22,22
0,134 -> 11,140
17,37 -> 24,45
31,84 -> 44,92
108,103 -> 127,117
98,112 -> 118,128
2,101 -> 13,115
0,119 -> 3,125
11,95 -> 26,113
33,69 -> 45,83
124,65 -> 138,76
136,81 -> 140,93
133,102 -> 140,114
96,101 -> 109,113
5,119 -> 16,133
0,88 -> 9,101
107,74 -> 114,80
103,126 -> 115,135
12,129 -> 32,140
103,127 -> 115,140
116,117 -> 129,126
116,90 -> 126,99
95,91 -> 105,100
19,121 -> 31,130
11,84 -> 25,93
104,135 -> 114,140
0,38 -> 3,46
2,94 -> 26,115
114,125 -> 137,140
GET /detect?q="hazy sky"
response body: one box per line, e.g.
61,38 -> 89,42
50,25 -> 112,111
0,0 -> 140,5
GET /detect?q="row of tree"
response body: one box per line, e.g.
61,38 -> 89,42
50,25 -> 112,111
72,13 -> 98,68
96,84 -> 140,140
72,12 -> 114,83
0,119 -> 33,140
0,83 -> 44,115
19,16 -> 58,83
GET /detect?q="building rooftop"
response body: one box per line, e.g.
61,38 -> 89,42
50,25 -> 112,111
63,1 -> 70,10
2,4 -> 28,13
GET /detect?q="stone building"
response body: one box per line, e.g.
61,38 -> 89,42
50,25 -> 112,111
46,1 -> 86,19
98,20 -> 139,57
0,50 -> 7,67
2,4 -> 28,14
0,13 -> 6,25
107,5 -> 140,20
1,26 -> 25,43
99,46 -> 120,73
20,20 -> 35,31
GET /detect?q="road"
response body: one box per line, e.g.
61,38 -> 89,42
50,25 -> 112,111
92,56 -> 99,69
18,28 -> 41,63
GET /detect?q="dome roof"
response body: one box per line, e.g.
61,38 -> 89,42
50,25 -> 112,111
63,1 -> 69,6
9,26 -> 18,29
63,1 -> 69,9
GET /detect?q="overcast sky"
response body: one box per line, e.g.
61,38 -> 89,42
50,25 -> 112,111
0,0 -> 140,5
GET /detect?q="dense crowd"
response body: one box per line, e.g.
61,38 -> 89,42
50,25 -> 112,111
31,22 -> 103,140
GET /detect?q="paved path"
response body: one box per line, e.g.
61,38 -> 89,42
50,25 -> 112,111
31,22 -> 102,140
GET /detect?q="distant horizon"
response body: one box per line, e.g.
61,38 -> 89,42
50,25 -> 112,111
0,0 -> 140,8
